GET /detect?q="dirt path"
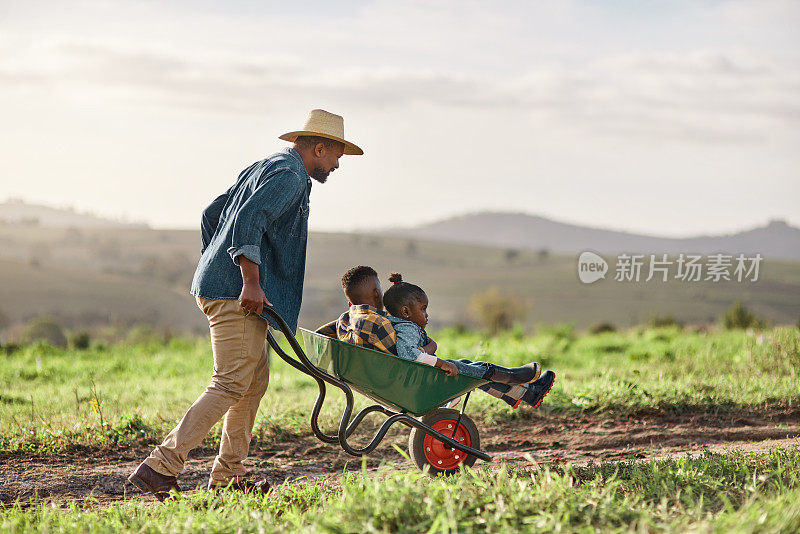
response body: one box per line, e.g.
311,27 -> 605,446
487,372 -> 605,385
1,410 -> 798,507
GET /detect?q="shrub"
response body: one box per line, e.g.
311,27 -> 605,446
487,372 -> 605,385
628,351 -> 652,362
722,301 -> 765,330
541,322 -> 576,341
538,248 -> 549,261
23,318 -> 67,348
126,324 -> 163,345
509,323 -> 526,340
469,287 -> 527,335
450,322 -> 469,335
114,413 -> 157,437
70,331 -> 91,350
30,341 -> 62,356
648,313 -> 683,329
590,321 -> 617,334
3,342 -> 22,355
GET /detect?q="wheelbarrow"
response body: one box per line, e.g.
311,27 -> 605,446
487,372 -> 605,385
261,307 -> 492,475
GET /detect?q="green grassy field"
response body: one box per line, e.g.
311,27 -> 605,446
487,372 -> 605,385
2,445 -> 799,532
1,326 -> 798,531
1,326 -> 798,454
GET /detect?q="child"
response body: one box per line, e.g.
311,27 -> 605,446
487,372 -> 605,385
316,265 -> 398,354
383,272 -> 556,409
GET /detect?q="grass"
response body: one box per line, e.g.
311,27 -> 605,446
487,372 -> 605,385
1,326 -> 799,531
0,326 -> 798,454
2,446 -> 799,532
438,324 -> 800,422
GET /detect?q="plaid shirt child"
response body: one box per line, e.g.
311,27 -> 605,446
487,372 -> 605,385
336,304 -> 398,355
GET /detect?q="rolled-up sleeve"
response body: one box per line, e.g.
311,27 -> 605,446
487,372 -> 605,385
227,168 -> 304,266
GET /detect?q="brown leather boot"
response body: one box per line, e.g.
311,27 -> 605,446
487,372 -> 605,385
128,462 -> 181,501
208,478 -> 271,494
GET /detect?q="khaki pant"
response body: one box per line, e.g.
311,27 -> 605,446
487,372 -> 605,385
144,297 -> 269,484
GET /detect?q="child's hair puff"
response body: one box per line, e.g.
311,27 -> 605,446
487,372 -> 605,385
383,272 -> 426,317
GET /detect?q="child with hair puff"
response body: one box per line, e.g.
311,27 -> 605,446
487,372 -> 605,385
383,273 -> 556,409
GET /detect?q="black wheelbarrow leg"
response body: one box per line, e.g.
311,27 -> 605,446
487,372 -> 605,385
266,329 -> 338,444
265,336 -> 402,456
452,390 -> 472,438
264,315 -> 374,452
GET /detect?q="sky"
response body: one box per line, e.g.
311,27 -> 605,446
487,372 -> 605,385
1,0 -> 798,237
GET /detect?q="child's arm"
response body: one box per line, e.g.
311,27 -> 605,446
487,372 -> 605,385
421,339 -> 437,354
434,358 -> 458,376
414,352 -> 458,376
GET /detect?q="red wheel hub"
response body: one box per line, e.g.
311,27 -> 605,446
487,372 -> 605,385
422,419 -> 472,471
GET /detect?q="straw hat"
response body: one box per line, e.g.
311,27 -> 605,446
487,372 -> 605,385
279,109 -> 363,156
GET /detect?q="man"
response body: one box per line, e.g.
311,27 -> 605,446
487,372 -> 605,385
128,109 -> 362,500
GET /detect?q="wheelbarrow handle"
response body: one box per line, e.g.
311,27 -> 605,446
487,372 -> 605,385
262,308 -> 359,450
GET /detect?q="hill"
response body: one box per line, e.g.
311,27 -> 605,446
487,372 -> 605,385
384,212 -> 800,260
0,199 -> 147,228
0,225 -> 798,333
0,258 -> 205,331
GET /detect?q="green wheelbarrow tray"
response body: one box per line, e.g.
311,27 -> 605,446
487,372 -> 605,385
260,307 -> 493,470
300,329 -> 486,417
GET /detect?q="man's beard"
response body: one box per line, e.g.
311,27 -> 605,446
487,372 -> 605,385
310,166 -> 330,183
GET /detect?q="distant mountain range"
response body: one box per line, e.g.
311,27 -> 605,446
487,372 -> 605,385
3,200 -> 798,260
0,199 -> 148,228
384,212 -> 800,260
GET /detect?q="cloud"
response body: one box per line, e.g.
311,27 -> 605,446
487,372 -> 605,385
1,41 -> 795,144
0,1 -> 797,235
0,0 -> 797,145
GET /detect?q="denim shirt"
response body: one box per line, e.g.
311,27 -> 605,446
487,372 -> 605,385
190,148 -> 311,333
388,316 -> 430,361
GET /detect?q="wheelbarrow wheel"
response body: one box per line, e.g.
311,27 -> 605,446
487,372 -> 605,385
408,408 -> 480,476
